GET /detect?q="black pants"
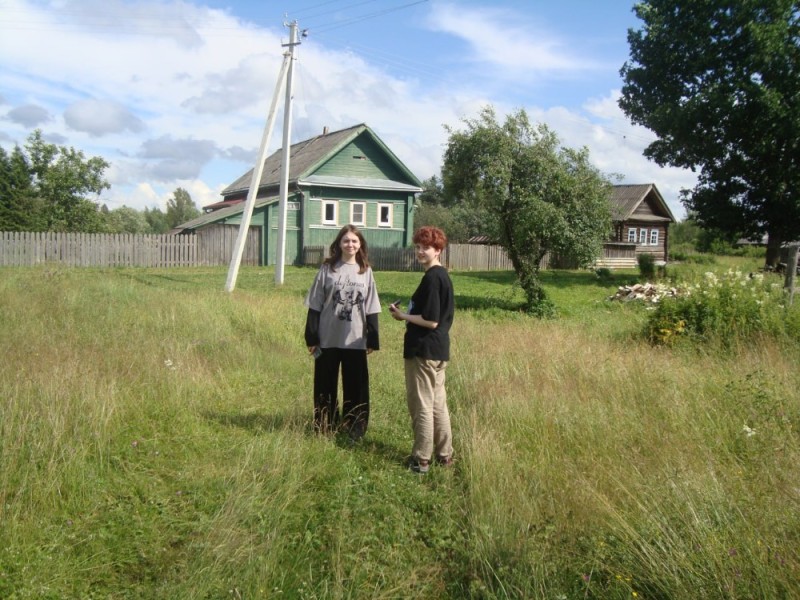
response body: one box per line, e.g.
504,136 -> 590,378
313,348 -> 369,438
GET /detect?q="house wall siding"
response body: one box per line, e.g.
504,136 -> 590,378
315,138 -> 406,180
623,221 -> 668,260
301,186 -> 410,253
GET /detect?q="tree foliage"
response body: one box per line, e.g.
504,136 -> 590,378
0,145 -> 43,232
619,0 -> 800,265
144,206 -> 171,234
166,187 -> 200,229
442,107 -> 613,315
413,176 -> 490,243
0,130 -> 110,232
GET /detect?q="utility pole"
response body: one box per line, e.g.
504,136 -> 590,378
275,20 -> 300,285
786,243 -> 799,306
224,20 -> 300,293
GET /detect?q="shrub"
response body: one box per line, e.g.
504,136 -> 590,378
637,253 -> 655,279
669,249 -> 689,262
685,253 -> 717,265
594,267 -> 613,280
668,249 -> 717,265
645,270 -> 793,345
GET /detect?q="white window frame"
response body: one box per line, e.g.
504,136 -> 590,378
649,229 -> 659,246
639,228 -> 648,244
322,200 -> 338,226
377,203 -> 393,227
627,228 -> 637,243
350,202 -> 366,226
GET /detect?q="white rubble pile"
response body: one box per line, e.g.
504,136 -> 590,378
608,283 -> 681,303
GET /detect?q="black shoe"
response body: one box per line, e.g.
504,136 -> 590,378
407,457 -> 430,474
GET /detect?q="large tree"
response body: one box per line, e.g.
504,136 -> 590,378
0,130 -> 110,232
143,206 -> 170,234
0,145 -> 44,231
442,107 -> 612,315
26,130 -> 110,232
165,187 -> 200,229
619,0 -> 800,266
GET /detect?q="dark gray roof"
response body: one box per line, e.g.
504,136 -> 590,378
611,184 -> 676,222
222,123 -> 420,197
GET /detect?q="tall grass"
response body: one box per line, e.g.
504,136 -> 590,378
1,264 -> 798,598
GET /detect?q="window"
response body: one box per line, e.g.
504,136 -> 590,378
350,202 -> 366,226
378,203 -> 393,227
322,200 -> 338,225
639,228 -> 648,244
649,229 -> 659,246
627,228 -> 637,243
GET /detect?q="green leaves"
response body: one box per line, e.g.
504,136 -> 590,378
620,0 -> 800,264
443,107 -> 613,314
0,130 -> 110,232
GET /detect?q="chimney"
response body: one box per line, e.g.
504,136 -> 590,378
323,126 -> 329,135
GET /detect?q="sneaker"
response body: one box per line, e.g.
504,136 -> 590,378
407,458 -> 430,474
435,455 -> 454,467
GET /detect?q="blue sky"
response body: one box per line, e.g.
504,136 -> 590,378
0,0 -> 696,218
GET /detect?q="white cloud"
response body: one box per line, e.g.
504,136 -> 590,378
426,2 -> 598,73
0,0 -> 695,220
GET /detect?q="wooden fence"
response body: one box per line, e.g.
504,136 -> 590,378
0,226 -> 260,268
1,232 -> 597,272
303,244 -> 524,271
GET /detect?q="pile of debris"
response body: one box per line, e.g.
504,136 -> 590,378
608,283 -> 682,303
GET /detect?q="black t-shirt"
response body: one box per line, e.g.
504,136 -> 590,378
403,265 -> 454,360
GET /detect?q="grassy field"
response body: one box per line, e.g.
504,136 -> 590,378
1,260 -> 798,599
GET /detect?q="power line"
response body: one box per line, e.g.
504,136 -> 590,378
307,0 -> 429,34
288,0 -> 383,21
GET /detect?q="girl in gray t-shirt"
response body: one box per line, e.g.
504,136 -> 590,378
304,225 -> 381,438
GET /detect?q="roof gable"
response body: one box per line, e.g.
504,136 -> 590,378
313,136 -> 407,181
610,184 -> 676,223
221,124 -> 421,199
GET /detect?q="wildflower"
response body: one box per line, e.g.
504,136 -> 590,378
742,424 -> 756,437
131,440 -> 139,448
164,359 -> 176,370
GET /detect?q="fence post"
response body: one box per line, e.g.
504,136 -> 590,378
785,243 -> 799,305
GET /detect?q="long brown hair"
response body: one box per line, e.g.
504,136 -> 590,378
325,224 -> 370,273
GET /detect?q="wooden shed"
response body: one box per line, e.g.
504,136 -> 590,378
174,124 -> 422,265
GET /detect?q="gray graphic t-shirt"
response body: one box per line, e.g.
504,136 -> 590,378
304,262 -> 381,349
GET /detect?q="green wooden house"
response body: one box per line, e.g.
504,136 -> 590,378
173,124 -> 422,265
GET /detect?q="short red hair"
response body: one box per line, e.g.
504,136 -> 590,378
412,226 -> 447,251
